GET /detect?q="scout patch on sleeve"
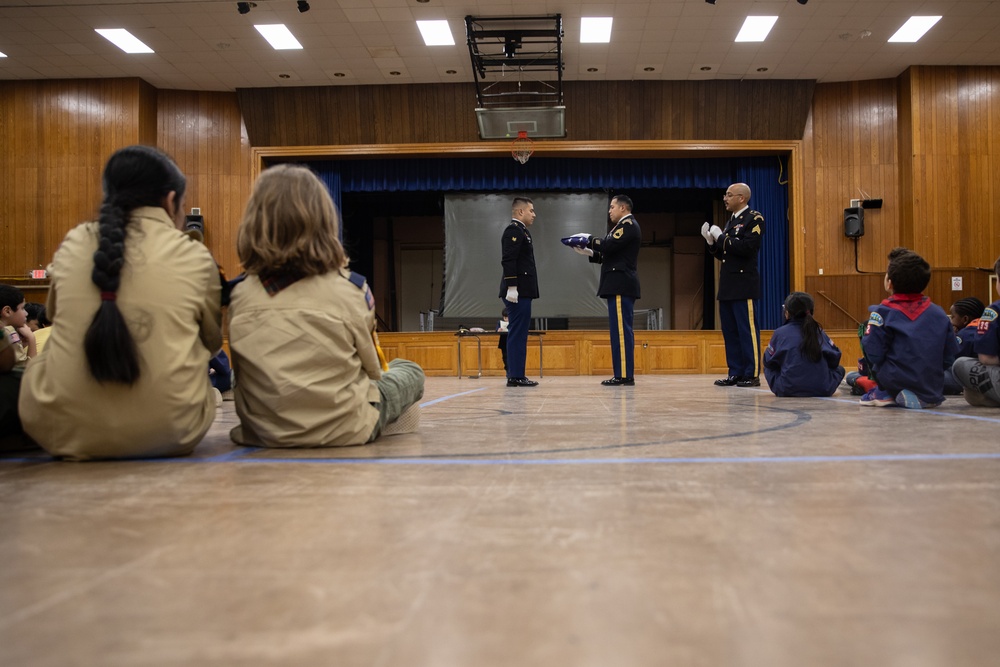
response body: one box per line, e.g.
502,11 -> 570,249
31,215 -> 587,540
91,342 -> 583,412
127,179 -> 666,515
867,312 -> 884,327
979,307 -> 997,334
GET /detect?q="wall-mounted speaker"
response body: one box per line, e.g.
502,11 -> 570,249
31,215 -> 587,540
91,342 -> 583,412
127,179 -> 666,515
844,206 -> 864,238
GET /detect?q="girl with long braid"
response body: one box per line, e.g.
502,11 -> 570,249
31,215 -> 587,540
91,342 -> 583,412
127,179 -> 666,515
762,292 -> 846,397
19,145 -> 222,460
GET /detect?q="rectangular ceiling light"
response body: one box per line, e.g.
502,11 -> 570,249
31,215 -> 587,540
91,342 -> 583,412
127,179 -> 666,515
417,20 -> 455,46
888,16 -> 942,43
254,24 -> 303,50
581,17 -> 613,43
0,51 -> 6,58
735,16 -> 778,42
95,28 -> 154,54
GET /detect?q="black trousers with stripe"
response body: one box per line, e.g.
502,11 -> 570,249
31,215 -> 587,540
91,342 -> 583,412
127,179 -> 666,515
719,298 -> 761,379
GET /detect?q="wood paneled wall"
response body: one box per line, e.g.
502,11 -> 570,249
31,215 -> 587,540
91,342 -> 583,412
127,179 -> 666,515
0,78 -> 156,277
156,90 -> 251,277
4,67 -> 999,328
237,80 -> 815,147
899,66 -> 1000,267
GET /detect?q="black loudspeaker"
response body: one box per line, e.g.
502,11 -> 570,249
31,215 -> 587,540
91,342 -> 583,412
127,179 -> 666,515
844,206 -> 864,238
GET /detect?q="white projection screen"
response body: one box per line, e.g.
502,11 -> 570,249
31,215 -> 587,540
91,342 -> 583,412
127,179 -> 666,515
442,192 -> 611,318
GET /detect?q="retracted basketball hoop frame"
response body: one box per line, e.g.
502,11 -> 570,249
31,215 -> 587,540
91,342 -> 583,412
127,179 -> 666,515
511,130 -> 534,165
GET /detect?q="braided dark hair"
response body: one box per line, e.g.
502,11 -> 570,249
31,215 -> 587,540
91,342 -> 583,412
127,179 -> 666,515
84,145 -> 186,384
952,297 -> 985,321
784,292 -> 823,363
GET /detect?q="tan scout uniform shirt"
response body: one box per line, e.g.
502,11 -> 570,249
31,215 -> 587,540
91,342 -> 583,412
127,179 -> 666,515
19,207 -> 222,460
228,268 -> 382,447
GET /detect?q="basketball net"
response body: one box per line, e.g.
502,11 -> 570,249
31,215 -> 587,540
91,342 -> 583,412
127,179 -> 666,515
511,130 -> 534,165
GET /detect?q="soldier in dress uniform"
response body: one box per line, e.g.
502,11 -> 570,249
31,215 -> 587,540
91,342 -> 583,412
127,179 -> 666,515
575,194 -> 641,386
702,182 -> 765,387
499,197 -> 539,387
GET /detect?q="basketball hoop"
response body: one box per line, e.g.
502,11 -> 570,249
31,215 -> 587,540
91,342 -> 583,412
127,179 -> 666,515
511,130 -> 534,165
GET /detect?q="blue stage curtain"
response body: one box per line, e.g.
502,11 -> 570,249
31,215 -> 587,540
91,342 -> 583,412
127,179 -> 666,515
311,154 -> 788,328
736,156 -> 789,329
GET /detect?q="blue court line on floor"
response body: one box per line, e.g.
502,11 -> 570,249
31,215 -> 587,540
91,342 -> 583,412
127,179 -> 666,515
223,452 -> 1000,465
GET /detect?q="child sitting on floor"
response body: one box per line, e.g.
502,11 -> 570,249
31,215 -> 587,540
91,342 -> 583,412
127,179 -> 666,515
763,292 -> 845,397
952,256 -> 1000,407
228,164 -> 425,448
859,248 -> 958,409
943,296 -> 985,394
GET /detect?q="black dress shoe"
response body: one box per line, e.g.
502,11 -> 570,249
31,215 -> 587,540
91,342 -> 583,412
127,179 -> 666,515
506,377 -> 539,387
714,376 -> 740,386
736,376 -> 760,387
601,377 -> 635,386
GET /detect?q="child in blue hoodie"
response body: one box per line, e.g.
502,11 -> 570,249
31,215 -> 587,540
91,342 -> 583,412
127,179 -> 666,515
860,248 -> 959,409
763,292 -> 844,397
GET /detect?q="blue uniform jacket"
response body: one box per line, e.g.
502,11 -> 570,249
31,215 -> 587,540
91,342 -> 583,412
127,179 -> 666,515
708,208 -> 764,301
588,214 -> 641,299
956,320 -> 981,358
861,293 -> 959,404
763,320 -> 843,397
973,299 -> 1000,358
498,219 -> 539,299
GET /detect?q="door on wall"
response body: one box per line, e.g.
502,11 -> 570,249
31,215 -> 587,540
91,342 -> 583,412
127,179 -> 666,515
400,247 -> 443,331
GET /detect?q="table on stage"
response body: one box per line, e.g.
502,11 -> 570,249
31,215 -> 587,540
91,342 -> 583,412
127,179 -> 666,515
455,330 -> 545,379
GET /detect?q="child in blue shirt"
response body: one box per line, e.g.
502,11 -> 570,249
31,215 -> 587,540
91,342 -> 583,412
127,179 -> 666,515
952,256 -> 1000,407
943,296 -> 985,394
763,292 -> 844,397
860,248 -> 959,409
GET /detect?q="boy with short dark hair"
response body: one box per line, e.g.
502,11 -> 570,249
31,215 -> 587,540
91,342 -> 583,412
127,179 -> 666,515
951,256 -> 1000,407
0,285 -> 36,372
860,249 -> 959,408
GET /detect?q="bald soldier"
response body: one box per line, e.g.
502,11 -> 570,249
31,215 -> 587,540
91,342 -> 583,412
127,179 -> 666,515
702,183 -> 765,387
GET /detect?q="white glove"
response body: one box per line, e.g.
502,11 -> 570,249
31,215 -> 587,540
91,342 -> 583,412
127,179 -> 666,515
709,225 -> 723,242
700,222 -> 713,244
573,247 -> 594,257
505,286 -> 519,303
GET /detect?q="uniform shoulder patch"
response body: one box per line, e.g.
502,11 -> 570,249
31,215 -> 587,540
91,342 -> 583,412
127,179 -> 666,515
867,311 -> 884,327
612,227 -> 624,239
347,271 -> 375,310
981,307 -> 998,322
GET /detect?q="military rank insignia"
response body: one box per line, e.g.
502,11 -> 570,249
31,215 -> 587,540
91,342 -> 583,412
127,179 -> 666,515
613,227 -> 623,239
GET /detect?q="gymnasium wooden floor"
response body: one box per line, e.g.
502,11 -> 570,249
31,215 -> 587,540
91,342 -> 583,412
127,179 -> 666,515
2,375 -> 999,666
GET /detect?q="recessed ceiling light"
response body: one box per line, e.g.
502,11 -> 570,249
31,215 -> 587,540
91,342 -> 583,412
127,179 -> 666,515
888,16 -> 942,43
735,16 -> 778,42
95,28 -> 153,54
581,17 -> 613,43
389,71 -> 401,76
756,67 -> 768,72
445,69 -> 457,74
416,20 -> 455,46
586,67 -> 598,72
334,72 -> 346,77
0,51 -> 7,58
254,24 -> 303,50
278,74 -> 290,79
700,66 -> 712,71
643,67 -> 655,72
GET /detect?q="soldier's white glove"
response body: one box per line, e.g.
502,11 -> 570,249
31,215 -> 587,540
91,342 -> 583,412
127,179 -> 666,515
700,222 -> 713,244
573,247 -> 594,257
709,225 -> 723,242
505,286 -> 519,303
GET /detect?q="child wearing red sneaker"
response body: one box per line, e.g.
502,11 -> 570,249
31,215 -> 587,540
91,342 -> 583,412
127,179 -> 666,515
860,248 -> 959,409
